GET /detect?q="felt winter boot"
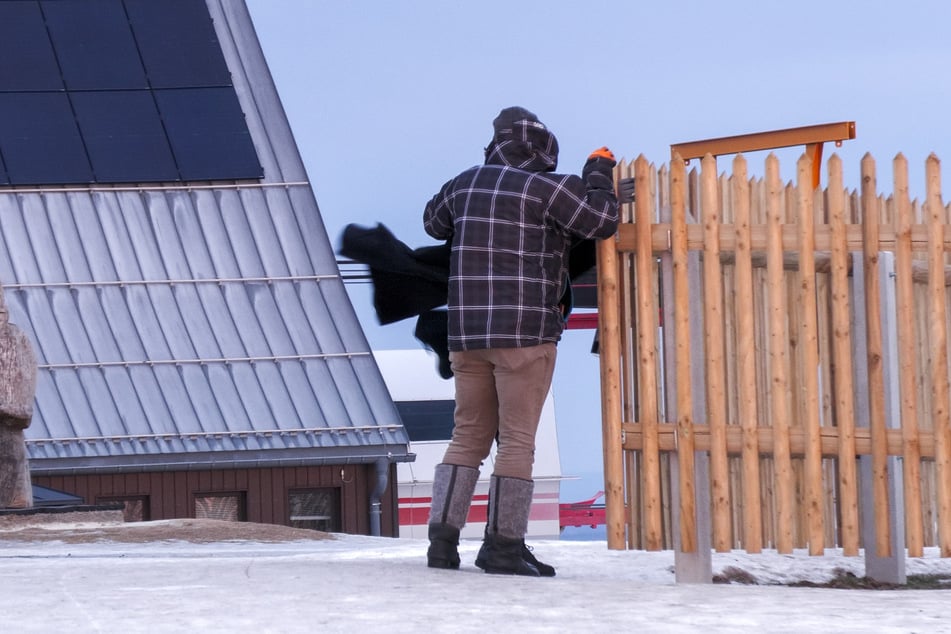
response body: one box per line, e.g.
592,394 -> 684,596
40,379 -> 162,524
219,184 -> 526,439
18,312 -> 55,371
475,476 -> 556,576
475,528 -> 557,576
427,463 -> 479,569
474,475 -> 547,577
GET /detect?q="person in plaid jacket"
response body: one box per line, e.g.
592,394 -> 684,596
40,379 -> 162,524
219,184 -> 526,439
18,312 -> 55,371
423,106 -> 619,576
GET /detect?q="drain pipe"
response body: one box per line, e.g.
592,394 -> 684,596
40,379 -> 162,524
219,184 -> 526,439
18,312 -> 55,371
369,457 -> 389,537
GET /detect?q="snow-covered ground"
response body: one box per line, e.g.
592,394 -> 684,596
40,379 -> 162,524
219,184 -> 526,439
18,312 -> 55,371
1,524 -> 950,633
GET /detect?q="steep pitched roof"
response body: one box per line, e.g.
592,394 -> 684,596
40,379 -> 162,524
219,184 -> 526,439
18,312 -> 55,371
0,0 -> 411,473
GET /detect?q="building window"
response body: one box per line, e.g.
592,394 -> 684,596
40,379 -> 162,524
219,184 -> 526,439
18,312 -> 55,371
194,492 -> 246,522
97,495 -> 149,522
288,489 -> 340,532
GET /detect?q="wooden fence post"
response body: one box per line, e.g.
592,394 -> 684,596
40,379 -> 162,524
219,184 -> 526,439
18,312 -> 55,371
617,159 -> 639,550
765,154 -> 795,554
827,155 -> 860,555
797,154 -> 825,555
852,154 -> 906,582
668,154 -> 712,581
925,154 -> 951,557
598,212 -> 626,550
892,153 -> 922,558
633,156 -> 663,550
860,154 -> 898,557
700,154 -> 732,552
731,155 -> 762,553
667,155 -> 695,552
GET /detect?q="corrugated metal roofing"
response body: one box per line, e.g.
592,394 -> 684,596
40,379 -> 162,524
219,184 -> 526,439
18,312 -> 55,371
2,0 -> 411,473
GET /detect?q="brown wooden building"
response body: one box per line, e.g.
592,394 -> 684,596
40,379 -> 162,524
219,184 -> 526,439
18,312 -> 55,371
34,464 -> 399,536
2,0 -> 413,535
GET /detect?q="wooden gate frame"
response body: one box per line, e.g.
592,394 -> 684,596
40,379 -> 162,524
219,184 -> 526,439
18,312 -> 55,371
596,142 -> 951,581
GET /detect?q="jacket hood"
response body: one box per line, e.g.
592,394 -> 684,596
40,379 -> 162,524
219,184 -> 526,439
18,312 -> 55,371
484,106 -> 558,172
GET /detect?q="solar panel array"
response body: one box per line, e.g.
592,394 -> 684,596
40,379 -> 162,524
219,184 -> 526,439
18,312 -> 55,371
0,0 -> 262,185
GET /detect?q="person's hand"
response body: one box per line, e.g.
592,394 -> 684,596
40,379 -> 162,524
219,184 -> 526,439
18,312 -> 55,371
582,147 -> 617,185
618,177 -> 635,204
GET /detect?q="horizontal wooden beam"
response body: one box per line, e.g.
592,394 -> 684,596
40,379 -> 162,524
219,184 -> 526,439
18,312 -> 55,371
670,121 -> 856,161
614,223 -> 951,284
621,422 -> 936,459
616,222 -> 951,255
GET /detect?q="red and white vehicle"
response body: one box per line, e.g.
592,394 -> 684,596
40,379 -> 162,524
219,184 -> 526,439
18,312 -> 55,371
374,350 -> 563,540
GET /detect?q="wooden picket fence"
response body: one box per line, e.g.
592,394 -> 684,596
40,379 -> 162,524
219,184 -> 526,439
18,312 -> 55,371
597,151 -> 951,558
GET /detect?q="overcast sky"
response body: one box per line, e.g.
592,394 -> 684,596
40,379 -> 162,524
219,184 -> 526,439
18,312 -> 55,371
243,0 -> 951,499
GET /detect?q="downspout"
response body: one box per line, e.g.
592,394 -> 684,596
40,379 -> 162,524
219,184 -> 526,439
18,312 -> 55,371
369,457 -> 389,537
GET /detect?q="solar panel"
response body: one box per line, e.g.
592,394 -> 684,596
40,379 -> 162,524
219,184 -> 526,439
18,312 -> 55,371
0,0 -> 262,186
125,0 -> 233,89
71,91 -> 180,183
156,87 -> 262,181
42,0 -> 149,91
0,2 -> 63,91
0,92 -> 94,185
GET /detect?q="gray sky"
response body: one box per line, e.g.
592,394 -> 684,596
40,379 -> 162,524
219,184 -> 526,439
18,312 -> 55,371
243,0 -> 951,498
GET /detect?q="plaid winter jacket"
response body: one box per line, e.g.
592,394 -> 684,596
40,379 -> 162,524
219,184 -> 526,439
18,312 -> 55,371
423,113 -> 618,351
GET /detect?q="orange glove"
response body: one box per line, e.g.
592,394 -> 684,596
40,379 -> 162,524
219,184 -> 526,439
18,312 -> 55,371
588,146 -> 616,162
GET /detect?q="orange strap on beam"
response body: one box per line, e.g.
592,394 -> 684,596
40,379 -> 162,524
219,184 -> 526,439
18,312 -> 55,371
806,142 -> 823,190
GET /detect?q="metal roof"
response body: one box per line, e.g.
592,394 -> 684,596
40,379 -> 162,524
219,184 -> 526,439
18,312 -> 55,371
1,0 -> 411,474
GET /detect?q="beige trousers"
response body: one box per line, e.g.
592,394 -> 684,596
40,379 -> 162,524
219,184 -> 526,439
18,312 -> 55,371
442,343 -> 556,480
